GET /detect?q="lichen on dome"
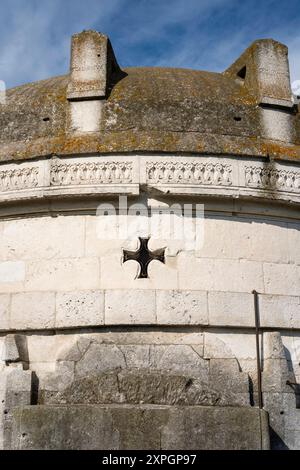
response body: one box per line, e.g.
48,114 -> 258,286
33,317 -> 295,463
0,33 -> 299,163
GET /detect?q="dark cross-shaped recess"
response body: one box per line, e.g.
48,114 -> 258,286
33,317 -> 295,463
123,237 -> 165,279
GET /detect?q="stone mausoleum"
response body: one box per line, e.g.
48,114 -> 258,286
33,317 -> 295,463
0,30 -> 300,450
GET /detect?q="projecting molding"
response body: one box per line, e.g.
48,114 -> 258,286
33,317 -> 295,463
0,154 -> 299,205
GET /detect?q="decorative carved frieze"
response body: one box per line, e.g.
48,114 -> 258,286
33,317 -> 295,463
50,161 -> 133,186
146,161 -> 232,186
245,166 -> 300,192
0,167 -> 39,192
0,156 -> 300,205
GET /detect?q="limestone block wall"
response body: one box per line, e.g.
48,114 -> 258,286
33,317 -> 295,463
0,210 -> 299,330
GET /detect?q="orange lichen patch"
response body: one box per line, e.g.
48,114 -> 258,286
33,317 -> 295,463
1,127 -> 299,164
110,67 -> 257,106
261,141 -> 300,161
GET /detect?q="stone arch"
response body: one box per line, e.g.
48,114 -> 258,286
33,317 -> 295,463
38,335 -> 251,407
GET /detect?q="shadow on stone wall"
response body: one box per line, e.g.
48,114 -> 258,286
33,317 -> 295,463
38,337 -> 251,408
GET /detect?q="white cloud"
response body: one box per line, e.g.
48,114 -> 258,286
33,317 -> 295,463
287,35 -> 300,83
0,0 -> 124,87
0,0 -> 299,89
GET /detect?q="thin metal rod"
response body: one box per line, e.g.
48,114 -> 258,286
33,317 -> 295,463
252,290 -> 263,409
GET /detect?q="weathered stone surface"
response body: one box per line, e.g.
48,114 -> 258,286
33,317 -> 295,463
225,39 -> 293,108
178,254 -> 264,293
10,405 -> 270,450
24,258 -> 100,292
56,336 -> 92,362
12,405 -> 119,450
71,342 -> 210,380
209,358 -> 250,398
0,368 -> 33,450
204,333 -> 235,359
67,30 -> 122,101
262,392 -> 287,449
11,292 -> 55,330
205,332 -> 257,360
36,338 -> 253,410
3,288 -> 300,331
156,290 -> 208,325
154,344 -> 209,379
0,216 -> 85,261
284,430 -> 300,451
26,335 -> 70,363
56,290 -> 104,328
262,332 -> 293,393
287,222 -> 300,265
264,331 -> 287,360
105,290 -> 156,324
161,406 -> 269,450
261,332 -> 300,449
119,345 -> 150,369
0,294 -> 9,330
75,343 -> 126,377
116,371 -> 220,406
4,368 -> 32,392
69,100 -> 103,134
41,361 -> 75,392
40,370 -> 221,407
262,359 -> 292,393
208,291 -> 254,326
1,335 -> 20,363
264,392 -> 300,450
263,263 -> 300,296
281,393 -> 300,431
260,294 -> 300,328
197,217 -> 289,264
0,261 -> 25,293
2,46 -> 299,163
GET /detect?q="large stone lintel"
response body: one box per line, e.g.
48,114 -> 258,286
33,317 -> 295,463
10,405 -> 270,450
1,290 -> 300,332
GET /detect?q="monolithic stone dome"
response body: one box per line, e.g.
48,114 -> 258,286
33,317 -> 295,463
0,33 -> 299,162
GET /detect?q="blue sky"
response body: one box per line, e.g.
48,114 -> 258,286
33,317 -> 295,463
0,0 -> 299,91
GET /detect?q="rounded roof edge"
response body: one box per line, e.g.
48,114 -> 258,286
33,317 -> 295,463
0,36 -> 299,163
